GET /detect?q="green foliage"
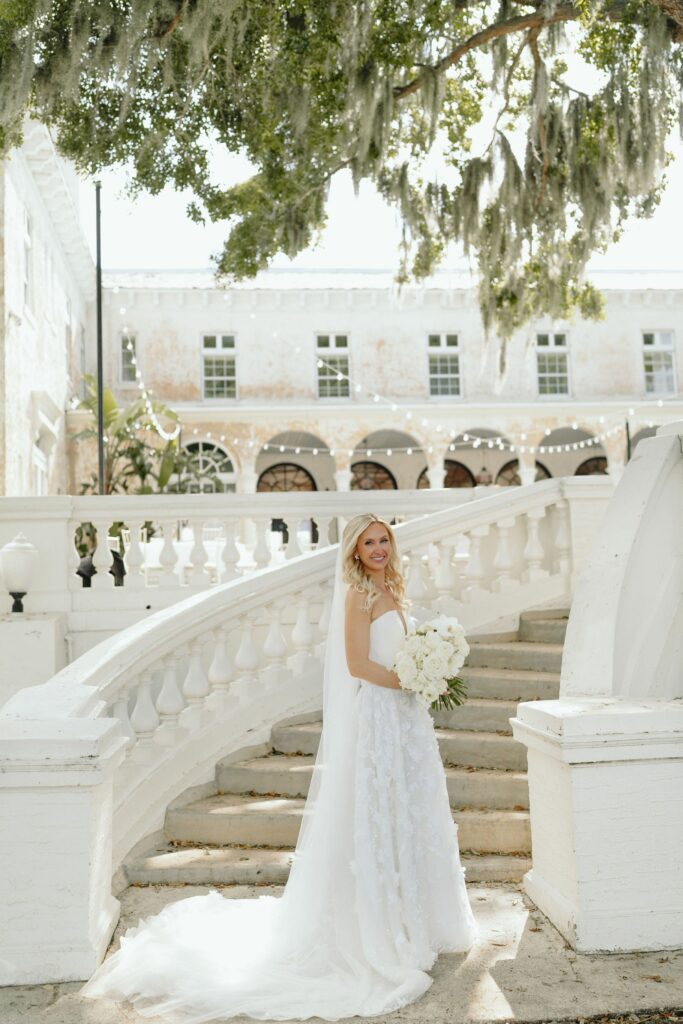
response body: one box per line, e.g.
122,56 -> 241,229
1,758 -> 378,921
73,373 -> 201,495
2,1 -> 682,338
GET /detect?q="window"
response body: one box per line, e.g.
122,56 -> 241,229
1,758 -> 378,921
643,331 -> 675,395
350,462 -> 397,490
427,333 -> 460,396
316,334 -> 349,398
22,212 -> 33,309
257,463 -> 316,492
178,442 -> 236,493
120,333 -> 137,384
202,334 -> 237,399
536,332 -> 569,395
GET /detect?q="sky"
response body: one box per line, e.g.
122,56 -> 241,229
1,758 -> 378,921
79,137 -> 683,275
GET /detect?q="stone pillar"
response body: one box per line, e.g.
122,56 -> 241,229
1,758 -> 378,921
237,456 -> 259,494
0,717 -> 126,983
425,451 -> 446,489
602,433 -> 627,483
333,454 -> 352,491
518,449 -> 537,486
512,698 -> 683,953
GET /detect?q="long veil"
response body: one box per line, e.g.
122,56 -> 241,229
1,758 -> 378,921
82,545 -> 436,1022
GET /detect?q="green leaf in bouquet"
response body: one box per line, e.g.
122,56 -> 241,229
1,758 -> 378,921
430,676 -> 468,712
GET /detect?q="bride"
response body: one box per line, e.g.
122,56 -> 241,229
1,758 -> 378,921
82,512 -> 478,1022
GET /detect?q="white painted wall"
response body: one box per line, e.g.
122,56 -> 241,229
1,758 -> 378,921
0,121 -> 92,497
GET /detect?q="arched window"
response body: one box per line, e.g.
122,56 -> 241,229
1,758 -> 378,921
575,457 -> 608,476
417,460 -> 476,489
177,442 -> 236,493
495,460 -> 552,486
257,463 -> 317,492
350,461 -> 397,490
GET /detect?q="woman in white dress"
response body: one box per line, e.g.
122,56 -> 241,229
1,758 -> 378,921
82,513 -> 477,1022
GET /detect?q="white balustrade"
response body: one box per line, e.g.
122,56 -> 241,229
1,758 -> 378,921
0,475 -> 617,984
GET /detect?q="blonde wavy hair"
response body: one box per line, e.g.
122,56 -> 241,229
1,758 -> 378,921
341,513 -> 406,611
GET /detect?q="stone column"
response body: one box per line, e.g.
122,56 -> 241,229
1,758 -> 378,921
518,449 -> 537,486
600,429 -> 628,483
333,454 -> 352,491
425,450 -> 446,489
512,698 -> 683,953
0,716 -> 126,983
237,455 -> 259,494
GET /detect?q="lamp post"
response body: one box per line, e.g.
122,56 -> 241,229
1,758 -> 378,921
0,533 -> 38,613
95,180 -> 105,494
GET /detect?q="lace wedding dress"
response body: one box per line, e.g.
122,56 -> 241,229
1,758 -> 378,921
82,580 -> 477,1023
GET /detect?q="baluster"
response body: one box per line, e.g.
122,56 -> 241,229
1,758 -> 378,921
157,517 -> 179,587
285,518 -> 303,559
233,615 -> 260,700
493,516 -> 516,592
219,519 -> 241,582
262,602 -> 291,691
122,520 -> 145,590
68,520 -> 83,591
207,625 -> 237,713
187,517 -> 210,586
405,549 -> 429,602
130,670 -> 160,749
156,652 -> 185,727
463,525 -> 490,603
252,517 -> 272,570
553,500 -> 571,579
313,515 -> 332,549
91,517 -> 114,590
290,592 -> 314,674
523,508 -> 548,583
434,540 -> 457,596
318,591 -> 332,637
179,638 -> 210,729
112,685 -> 135,751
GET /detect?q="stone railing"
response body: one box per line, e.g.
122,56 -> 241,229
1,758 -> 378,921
511,424 -> 683,955
0,477 -> 612,984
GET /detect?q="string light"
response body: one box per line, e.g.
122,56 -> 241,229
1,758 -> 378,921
106,336 -> 677,460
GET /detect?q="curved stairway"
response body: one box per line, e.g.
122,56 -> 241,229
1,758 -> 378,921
125,611 -> 567,887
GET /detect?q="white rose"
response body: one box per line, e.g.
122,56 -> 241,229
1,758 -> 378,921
423,649 -> 449,681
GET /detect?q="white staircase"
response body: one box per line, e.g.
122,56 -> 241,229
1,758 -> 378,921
125,610 -> 567,887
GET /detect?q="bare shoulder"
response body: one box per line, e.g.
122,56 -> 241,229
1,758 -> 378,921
345,586 -> 368,619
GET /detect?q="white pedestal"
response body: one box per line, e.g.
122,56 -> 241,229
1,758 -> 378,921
512,698 -> 683,953
0,614 -> 66,707
0,717 -> 126,983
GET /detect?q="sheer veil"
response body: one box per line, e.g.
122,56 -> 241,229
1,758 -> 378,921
82,542 -> 436,1022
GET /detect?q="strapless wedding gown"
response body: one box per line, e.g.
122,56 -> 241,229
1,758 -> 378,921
82,608 -> 477,1022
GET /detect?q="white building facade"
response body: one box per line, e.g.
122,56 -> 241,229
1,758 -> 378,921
64,266 -> 683,496
0,120 -> 93,497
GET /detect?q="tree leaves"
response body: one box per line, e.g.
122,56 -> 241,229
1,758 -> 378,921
1,1 -> 681,340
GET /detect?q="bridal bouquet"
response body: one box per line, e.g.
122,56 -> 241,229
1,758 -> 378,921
393,616 -> 469,710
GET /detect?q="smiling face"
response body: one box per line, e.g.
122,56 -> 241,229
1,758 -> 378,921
355,521 -> 392,576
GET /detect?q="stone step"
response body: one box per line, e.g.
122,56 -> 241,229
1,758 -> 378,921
466,640 -> 563,673
459,666 -> 560,702
217,754 -> 528,809
272,721 -> 527,770
431,698 -> 518,734
165,794 -> 531,854
125,843 -> 531,886
438,729 -> 527,771
518,616 -> 569,644
217,753 -> 315,799
271,721 -> 322,756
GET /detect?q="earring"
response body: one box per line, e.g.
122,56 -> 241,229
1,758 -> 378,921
354,554 -> 360,560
